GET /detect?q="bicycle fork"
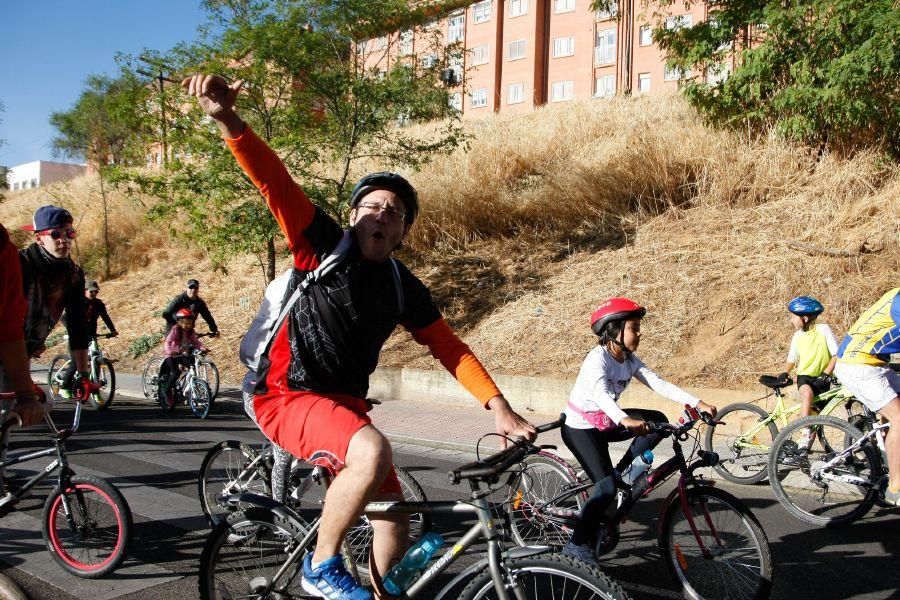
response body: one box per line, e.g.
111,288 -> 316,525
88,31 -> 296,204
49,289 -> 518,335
671,477 -> 720,561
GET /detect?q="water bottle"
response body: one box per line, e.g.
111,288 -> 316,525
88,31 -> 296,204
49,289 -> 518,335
620,450 -> 654,486
382,531 -> 444,595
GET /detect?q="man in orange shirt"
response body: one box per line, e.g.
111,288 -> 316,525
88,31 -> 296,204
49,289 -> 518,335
184,74 -> 535,600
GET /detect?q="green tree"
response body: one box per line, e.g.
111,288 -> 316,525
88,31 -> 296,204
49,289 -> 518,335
50,72 -> 151,277
595,0 -> 900,158
115,0 -> 468,285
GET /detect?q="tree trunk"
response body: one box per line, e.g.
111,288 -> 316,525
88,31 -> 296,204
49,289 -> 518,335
99,170 -> 110,278
266,236 -> 276,283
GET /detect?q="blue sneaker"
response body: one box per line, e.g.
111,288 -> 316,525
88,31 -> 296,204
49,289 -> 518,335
301,553 -> 372,600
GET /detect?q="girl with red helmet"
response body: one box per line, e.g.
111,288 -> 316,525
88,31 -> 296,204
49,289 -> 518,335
561,297 -> 717,563
158,309 -> 207,408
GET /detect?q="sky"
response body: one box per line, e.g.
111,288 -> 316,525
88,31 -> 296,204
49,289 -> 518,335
0,1 -> 211,168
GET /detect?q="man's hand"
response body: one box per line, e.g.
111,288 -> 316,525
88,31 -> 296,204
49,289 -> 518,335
697,400 -> 718,418
14,387 -> 47,427
487,395 -> 536,448
621,416 -> 649,436
182,74 -> 246,138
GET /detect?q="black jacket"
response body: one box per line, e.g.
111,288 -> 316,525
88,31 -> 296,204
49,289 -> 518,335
19,243 -> 88,357
162,292 -> 218,333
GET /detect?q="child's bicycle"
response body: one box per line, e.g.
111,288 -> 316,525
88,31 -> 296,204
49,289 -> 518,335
767,409 -> 891,527
158,348 -> 215,418
197,436 -> 430,578
703,374 -> 866,484
47,333 -> 117,410
198,417 -> 629,600
0,391 -> 133,577
141,333 -> 220,400
506,410 -> 774,600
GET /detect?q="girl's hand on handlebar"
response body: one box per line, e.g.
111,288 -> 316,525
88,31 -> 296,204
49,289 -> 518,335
621,416 -> 650,436
697,401 -> 717,418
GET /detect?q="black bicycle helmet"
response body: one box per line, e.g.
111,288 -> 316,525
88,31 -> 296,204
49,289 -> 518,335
349,172 -> 419,225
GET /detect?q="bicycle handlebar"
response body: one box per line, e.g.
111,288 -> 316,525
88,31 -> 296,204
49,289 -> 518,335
646,411 -> 716,439
449,415 -> 565,484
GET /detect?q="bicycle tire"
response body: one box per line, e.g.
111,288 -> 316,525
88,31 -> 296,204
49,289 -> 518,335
506,451 -> 584,547
89,359 -> 116,410
189,379 -> 213,419
458,552 -> 630,600
41,475 -> 133,578
343,466 -> 431,578
199,507 -> 309,600
659,486 -> 773,600
141,357 -> 163,398
198,440 -> 272,528
767,415 -> 880,527
47,355 -> 70,401
704,402 -> 778,484
197,359 -> 220,400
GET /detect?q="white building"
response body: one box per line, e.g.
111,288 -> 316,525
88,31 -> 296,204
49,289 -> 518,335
6,161 -> 86,191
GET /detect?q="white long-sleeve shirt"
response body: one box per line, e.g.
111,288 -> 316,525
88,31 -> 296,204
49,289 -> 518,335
563,345 -> 700,429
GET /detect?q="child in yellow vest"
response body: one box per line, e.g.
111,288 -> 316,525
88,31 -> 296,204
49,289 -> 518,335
780,296 -> 838,455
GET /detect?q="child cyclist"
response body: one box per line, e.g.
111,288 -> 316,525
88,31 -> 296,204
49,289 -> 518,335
561,297 -> 717,563
779,296 -> 838,459
158,308 -> 207,408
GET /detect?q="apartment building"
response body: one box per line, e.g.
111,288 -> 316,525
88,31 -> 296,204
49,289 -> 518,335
6,160 -> 86,191
361,0 -> 720,117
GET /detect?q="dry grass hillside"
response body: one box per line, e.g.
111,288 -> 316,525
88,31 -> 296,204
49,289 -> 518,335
3,93 -> 898,389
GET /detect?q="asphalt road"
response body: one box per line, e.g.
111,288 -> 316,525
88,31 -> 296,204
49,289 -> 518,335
1,392 -> 899,600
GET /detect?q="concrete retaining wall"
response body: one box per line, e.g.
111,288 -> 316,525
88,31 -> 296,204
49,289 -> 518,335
369,366 -> 767,421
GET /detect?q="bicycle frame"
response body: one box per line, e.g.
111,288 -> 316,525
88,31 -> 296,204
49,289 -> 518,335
224,466 -> 545,600
814,421 -> 890,488
735,385 -> 858,451
0,401 -> 83,519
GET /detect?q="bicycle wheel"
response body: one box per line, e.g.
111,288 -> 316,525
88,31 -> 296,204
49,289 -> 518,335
704,403 -> 778,484
199,507 -> 309,600
506,452 -> 584,547
142,357 -> 163,398
659,486 -> 772,600
767,415 -> 880,527
189,379 -> 213,419
47,355 -> 71,401
458,552 -> 629,600
343,466 -> 431,578
41,475 -> 132,578
198,441 -> 272,527
89,359 -> 116,410
197,359 -> 220,400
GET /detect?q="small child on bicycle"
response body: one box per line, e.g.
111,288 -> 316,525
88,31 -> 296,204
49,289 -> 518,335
780,296 -> 838,456
159,308 -> 207,408
561,297 -> 716,563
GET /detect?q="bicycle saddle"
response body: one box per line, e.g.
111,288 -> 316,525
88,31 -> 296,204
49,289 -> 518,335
759,374 -> 793,390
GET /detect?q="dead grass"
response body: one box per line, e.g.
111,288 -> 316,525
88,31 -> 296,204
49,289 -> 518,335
3,93 -> 897,390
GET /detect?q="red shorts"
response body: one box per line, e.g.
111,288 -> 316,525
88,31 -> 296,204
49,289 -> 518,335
253,389 -> 401,495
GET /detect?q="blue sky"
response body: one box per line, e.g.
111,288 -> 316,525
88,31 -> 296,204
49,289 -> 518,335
0,1 -> 210,167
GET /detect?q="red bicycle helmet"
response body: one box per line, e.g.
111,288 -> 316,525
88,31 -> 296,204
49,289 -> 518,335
590,297 -> 647,336
174,308 -> 195,320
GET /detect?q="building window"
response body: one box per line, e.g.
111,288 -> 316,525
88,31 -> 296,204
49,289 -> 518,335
12,182 -> 18,191
553,36 -> 575,58
595,28 -> 615,64
356,40 -> 369,55
473,44 -> 490,65
473,0 -> 492,23
399,30 -> 413,55
595,75 -> 615,97
448,11 -> 465,43
421,54 -> 438,69
510,0 -> 528,17
449,92 -> 463,112
639,25 -> 653,46
706,62 -> 731,86
637,72 -> 651,93
31,178 -> 38,188
664,65 -> 690,81
665,14 -> 693,30
508,83 -> 525,104
596,2 -> 617,19
375,36 -> 388,50
550,80 -> 574,102
554,0 -> 575,14
448,55 -> 464,86
508,39 -> 527,61
470,88 -> 488,108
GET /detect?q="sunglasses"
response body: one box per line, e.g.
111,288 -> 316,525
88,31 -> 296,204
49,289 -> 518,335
39,228 -> 77,240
